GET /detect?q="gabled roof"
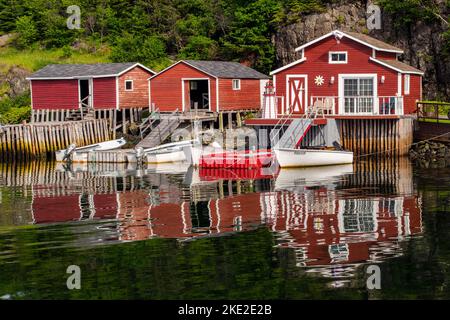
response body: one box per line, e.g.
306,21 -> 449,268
150,60 -> 270,80
294,30 -> 404,54
370,58 -> 424,75
27,62 -> 155,80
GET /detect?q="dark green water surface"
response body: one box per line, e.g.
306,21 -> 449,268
0,158 -> 449,299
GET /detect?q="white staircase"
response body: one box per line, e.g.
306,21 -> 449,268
274,118 -> 312,149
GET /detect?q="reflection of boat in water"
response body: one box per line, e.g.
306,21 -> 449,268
55,138 -> 126,162
200,150 -> 273,169
26,157 -> 422,278
274,164 -> 353,190
274,148 -> 353,168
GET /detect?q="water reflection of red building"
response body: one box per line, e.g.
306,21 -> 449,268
31,185 -> 422,267
262,188 -> 422,266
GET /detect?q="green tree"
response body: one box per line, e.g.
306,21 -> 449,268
222,0 -> 281,74
178,35 -> 218,60
110,34 -> 170,70
15,16 -> 38,47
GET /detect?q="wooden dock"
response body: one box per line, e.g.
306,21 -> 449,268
0,119 -> 112,161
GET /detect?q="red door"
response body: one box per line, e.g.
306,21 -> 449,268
289,77 -> 307,114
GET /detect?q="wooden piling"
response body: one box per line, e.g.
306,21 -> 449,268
0,119 -> 112,161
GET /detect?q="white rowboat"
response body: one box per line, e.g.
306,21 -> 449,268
274,148 -> 353,168
55,138 -> 126,162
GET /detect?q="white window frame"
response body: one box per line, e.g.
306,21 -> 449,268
329,51 -> 348,64
125,80 -> 134,91
404,74 -> 410,95
338,74 -> 378,115
232,79 -> 241,90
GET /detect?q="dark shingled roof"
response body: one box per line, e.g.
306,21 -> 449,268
28,62 -> 153,79
184,60 -> 270,79
343,31 -> 403,52
377,59 -> 424,74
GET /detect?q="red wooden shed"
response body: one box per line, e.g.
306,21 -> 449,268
270,30 -> 424,117
149,60 -> 270,113
27,62 -> 155,110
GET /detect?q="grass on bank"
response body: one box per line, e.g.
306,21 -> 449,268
0,46 -> 111,72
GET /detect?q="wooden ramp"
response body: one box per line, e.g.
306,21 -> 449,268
136,115 -> 182,149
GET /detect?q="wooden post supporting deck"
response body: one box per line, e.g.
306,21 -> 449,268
219,113 -> 224,132
337,118 -> 413,157
0,119 -> 112,161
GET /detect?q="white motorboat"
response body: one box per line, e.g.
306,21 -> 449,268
55,138 -> 126,162
129,139 -> 200,164
274,148 -> 353,168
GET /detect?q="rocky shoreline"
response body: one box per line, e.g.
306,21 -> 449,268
409,141 -> 450,168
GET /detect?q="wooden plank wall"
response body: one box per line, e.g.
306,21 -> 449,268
0,119 -> 112,161
338,118 -> 414,157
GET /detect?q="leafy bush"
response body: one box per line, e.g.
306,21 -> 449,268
0,106 -> 31,124
178,36 -> 218,60
110,34 -> 171,69
15,16 -> 38,48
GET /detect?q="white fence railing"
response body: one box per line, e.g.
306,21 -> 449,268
308,96 -> 404,116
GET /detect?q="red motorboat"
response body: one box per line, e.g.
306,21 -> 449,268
199,149 -> 273,169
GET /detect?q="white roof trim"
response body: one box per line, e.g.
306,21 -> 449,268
270,57 -> 307,75
369,57 -> 424,75
27,63 -> 156,80
149,60 -> 218,80
117,63 -> 156,76
294,30 -> 404,54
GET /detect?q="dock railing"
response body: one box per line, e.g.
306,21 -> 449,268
416,101 -> 450,123
310,96 -> 404,115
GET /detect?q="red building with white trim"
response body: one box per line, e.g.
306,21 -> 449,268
149,60 -> 270,113
270,30 -> 424,117
27,62 -> 155,110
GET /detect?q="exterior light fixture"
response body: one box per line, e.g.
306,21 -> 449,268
330,76 -> 335,84
381,75 -> 385,83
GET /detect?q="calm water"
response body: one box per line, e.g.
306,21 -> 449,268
0,158 -> 449,299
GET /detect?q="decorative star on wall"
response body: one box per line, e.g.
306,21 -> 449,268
315,75 -> 325,86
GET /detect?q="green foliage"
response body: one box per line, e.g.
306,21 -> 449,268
222,0 -> 282,74
178,36 -> 218,60
0,92 -> 31,124
376,0 -> 440,27
110,34 -> 171,70
14,16 -> 38,48
0,106 -> 31,124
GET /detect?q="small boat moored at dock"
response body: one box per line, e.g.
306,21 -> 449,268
55,138 -> 127,162
274,148 -> 353,168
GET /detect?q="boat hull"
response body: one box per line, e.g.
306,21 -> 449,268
274,148 -> 353,168
55,138 -> 126,162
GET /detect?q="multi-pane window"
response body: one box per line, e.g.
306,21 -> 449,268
343,78 -> 374,113
329,52 -> 348,64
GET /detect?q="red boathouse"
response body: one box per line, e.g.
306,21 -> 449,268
27,62 -> 155,110
149,60 -> 270,113
270,30 -> 424,117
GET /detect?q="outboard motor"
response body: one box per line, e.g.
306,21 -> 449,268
135,147 -> 144,164
63,143 -> 77,161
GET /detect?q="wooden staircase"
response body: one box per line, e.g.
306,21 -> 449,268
136,109 -> 182,149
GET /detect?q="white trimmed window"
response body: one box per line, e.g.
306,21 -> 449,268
329,52 -> 348,64
232,79 -> 241,90
404,74 -> 410,95
125,80 -> 133,91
